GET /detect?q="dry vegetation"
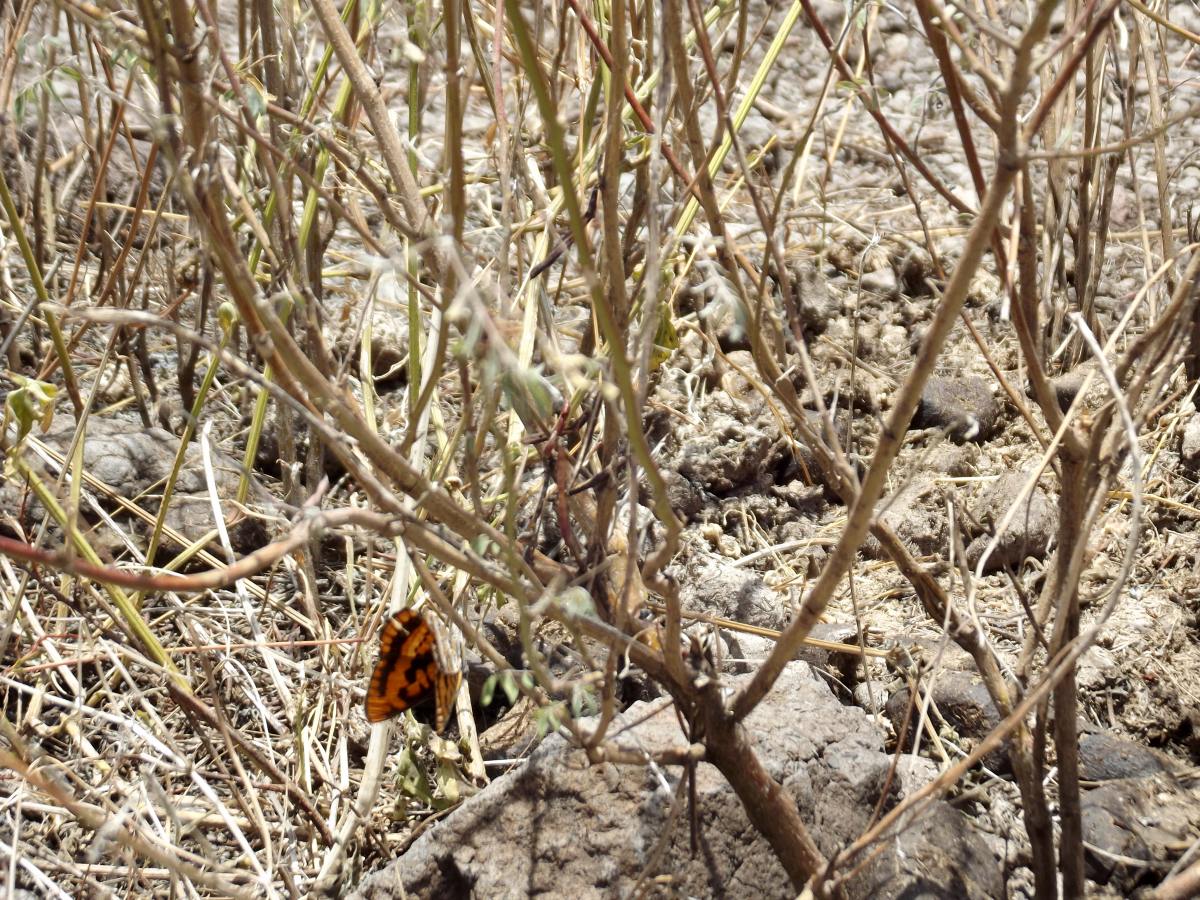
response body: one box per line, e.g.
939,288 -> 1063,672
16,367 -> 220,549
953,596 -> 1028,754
1,0 -> 1200,896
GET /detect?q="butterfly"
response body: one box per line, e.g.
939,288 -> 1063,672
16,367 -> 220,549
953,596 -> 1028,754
365,608 -> 461,732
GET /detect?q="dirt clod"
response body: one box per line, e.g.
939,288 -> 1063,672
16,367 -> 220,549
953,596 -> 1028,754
965,473 -> 1058,572
912,375 -> 1000,442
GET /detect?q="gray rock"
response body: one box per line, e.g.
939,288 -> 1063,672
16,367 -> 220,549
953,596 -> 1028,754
866,478 -> 947,559
678,554 -> 788,631
719,631 -> 777,674
885,672 -> 1004,770
894,755 -> 939,799
912,376 -> 999,442
3,417 -> 265,551
1180,413 -> 1200,471
860,266 -> 899,295
724,624 -> 866,687
1079,731 -> 1180,782
790,263 -> 841,334
350,666 -> 1003,899
1082,775 -> 1200,891
720,627 -> 835,678
325,292 -> 411,386
965,472 -> 1058,572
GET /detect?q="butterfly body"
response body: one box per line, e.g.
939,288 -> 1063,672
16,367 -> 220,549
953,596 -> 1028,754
365,608 -> 460,732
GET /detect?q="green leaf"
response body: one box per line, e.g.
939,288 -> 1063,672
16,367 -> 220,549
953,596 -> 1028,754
555,586 -> 596,619
432,760 -> 461,809
501,671 -> 523,706
13,87 -> 28,122
471,534 -> 499,558
570,682 -> 598,719
480,673 -> 497,708
533,702 -> 564,737
500,366 -> 563,432
217,301 -> 239,335
650,310 -> 679,372
395,742 -> 433,806
242,84 -> 267,120
5,374 -> 58,441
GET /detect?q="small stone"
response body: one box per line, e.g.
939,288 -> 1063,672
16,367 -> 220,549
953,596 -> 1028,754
809,0 -> 844,25
716,533 -> 741,558
853,681 -> 887,712
966,271 -> 1001,307
884,32 -> 910,57
877,324 -> 910,358
823,316 -> 853,344
788,263 -> 841,335
860,267 -> 898,295
1180,412 -> 1200,471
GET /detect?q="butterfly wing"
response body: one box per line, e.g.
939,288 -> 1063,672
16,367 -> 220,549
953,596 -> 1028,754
426,614 -> 462,733
365,609 -> 440,724
433,668 -> 462,733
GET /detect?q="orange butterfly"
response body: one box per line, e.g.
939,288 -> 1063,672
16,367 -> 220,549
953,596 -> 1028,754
365,608 -> 461,732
